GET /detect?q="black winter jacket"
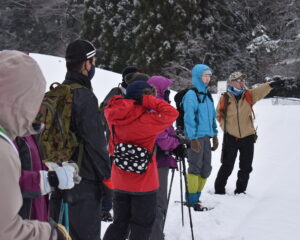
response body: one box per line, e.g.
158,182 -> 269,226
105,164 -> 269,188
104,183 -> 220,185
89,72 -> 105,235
63,71 -> 111,181
99,86 -> 124,142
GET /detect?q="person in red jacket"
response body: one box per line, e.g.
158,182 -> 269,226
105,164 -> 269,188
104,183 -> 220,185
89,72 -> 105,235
103,81 -> 178,240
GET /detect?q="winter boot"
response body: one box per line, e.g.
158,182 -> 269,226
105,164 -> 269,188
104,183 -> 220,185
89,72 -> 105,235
215,189 -> 226,195
192,203 -> 209,212
234,190 -> 246,195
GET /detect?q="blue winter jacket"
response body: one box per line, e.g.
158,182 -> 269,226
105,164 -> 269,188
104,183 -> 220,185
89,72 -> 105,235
183,64 -> 218,140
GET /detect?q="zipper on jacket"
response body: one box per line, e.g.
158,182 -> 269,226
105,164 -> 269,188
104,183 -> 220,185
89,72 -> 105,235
206,100 -> 213,135
233,96 -> 242,138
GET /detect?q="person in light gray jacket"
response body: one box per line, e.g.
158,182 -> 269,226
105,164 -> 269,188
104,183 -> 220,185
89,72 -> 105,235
0,50 -> 71,240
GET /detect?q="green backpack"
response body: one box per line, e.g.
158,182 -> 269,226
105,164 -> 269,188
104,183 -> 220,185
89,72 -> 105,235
35,82 -> 84,165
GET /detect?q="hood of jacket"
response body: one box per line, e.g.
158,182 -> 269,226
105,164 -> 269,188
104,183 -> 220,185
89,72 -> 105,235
0,50 -> 46,139
105,95 -> 148,126
147,76 -> 173,99
192,64 -> 211,92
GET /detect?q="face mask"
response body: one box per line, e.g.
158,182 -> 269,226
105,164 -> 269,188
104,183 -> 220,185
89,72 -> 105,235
32,122 -> 44,133
233,86 -> 245,93
88,65 -> 95,80
228,85 -> 245,96
164,89 -> 171,103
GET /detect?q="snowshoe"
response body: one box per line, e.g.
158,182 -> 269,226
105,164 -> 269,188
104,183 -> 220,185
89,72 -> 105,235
174,200 -> 214,211
192,203 -> 209,212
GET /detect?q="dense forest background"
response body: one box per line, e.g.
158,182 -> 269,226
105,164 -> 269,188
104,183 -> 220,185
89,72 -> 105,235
1,0 -> 299,96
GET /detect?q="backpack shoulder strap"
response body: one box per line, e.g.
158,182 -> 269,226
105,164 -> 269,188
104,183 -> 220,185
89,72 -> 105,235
206,91 -> 213,102
48,82 -> 86,92
190,88 -> 201,103
191,87 -> 213,103
218,92 -> 230,123
243,90 -> 255,119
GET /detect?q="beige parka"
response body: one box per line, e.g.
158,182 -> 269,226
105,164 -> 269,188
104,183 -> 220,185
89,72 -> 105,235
0,50 -> 54,240
216,83 -> 272,138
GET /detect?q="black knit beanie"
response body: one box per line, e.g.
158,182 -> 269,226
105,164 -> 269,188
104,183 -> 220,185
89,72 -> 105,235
122,66 -> 139,81
125,81 -> 152,100
65,39 -> 96,63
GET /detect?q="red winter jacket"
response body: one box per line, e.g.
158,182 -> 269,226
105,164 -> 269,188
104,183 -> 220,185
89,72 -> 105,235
104,95 -> 179,193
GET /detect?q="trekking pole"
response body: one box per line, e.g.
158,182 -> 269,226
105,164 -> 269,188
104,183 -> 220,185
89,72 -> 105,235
163,168 -> 175,231
59,201 -> 70,233
58,191 -> 71,233
180,155 -> 195,240
167,168 -> 175,209
178,158 -> 184,226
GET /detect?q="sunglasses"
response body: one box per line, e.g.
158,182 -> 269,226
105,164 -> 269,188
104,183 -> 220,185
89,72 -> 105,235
232,77 -> 245,83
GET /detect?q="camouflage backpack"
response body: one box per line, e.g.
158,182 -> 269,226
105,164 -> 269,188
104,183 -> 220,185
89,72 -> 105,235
35,82 -> 84,165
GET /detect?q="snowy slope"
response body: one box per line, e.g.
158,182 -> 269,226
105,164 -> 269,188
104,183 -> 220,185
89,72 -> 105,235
31,53 -> 300,240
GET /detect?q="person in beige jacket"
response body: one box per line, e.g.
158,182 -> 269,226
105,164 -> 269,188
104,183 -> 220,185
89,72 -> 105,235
0,50 -> 71,240
214,72 -> 284,195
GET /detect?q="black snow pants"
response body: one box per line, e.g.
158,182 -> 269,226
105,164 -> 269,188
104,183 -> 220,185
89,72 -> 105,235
50,179 -> 103,240
214,133 -> 255,194
103,191 -> 157,240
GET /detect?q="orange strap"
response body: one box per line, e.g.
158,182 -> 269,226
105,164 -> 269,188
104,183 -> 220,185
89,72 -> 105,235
243,90 -> 255,119
218,94 -> 227,122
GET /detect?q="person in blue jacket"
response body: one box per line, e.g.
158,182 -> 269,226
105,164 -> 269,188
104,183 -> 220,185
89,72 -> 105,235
182,64 -> 219,211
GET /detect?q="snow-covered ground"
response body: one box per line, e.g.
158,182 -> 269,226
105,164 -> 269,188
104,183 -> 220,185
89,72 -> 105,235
31,53 -> 300,240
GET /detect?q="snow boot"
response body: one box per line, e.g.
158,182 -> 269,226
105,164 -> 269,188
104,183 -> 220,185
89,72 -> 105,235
234,190 -> 246,195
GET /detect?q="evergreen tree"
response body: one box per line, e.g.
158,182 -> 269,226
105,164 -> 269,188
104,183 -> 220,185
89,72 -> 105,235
1,0 -> 84,56
83,0 -> 136,72
163,0 -> 256,90
131,0 -> 200,74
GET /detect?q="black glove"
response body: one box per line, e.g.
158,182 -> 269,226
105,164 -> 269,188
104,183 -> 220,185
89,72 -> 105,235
270,79 -> 285,88
176,132 -> 191,148
164,89 -> 171,103
172,144 -> 187,158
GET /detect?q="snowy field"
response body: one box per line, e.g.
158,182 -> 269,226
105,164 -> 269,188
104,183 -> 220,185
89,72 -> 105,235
31,53 -> 300,240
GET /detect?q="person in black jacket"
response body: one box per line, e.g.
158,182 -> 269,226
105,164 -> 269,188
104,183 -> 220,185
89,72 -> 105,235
50,39 -> 111,240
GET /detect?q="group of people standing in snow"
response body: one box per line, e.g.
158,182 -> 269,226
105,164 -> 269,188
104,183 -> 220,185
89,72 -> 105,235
0,38 -> 285,240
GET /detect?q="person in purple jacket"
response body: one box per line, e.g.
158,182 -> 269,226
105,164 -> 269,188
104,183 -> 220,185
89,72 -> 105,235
148,76 -> 185,240
15,135 -> 49,221
14,135 -> 77,222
